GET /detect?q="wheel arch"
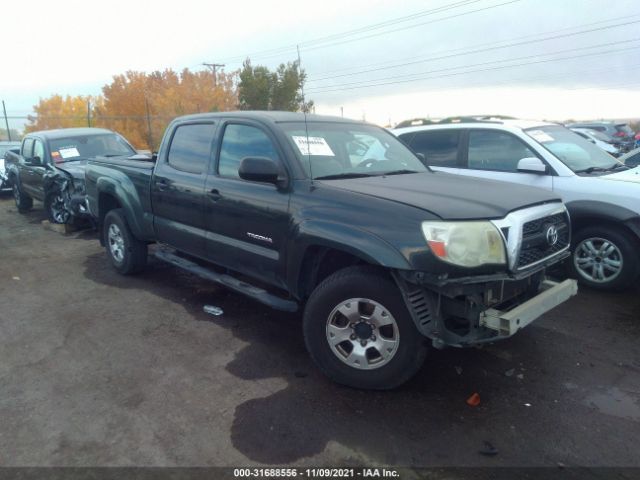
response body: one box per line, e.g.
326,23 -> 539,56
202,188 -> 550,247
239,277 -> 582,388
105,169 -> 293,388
566,200 -> 640,245
288,221 -> 410,300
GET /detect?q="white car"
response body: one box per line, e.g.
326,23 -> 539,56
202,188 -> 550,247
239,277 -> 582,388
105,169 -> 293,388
394,118 -> 640,291
570,128 -> 620,156
0,141 -> 21,192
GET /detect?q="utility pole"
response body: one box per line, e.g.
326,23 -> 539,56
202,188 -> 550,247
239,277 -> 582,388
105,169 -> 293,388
202,62 -> 225,87
2,100 -> 11,141
87,99 -> 92,127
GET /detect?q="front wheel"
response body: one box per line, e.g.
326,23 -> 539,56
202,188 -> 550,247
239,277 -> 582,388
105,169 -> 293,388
569,226 -> 639,291
45,191 -> 71,224
103,208 -> 147,275
13,182 -> 33,213
303,266 -> 428,389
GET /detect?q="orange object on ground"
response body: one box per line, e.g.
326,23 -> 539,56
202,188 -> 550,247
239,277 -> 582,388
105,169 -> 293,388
466,392 -> 481,406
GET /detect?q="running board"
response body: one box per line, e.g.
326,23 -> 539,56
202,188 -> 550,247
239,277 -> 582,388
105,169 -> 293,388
154,249 -> 298,312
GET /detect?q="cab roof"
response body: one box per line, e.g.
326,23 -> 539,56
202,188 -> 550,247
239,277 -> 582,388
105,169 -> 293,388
25,128 -> 115,140
175,110 -> 363,125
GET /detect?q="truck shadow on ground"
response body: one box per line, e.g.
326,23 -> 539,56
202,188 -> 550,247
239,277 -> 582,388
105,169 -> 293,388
82,252 -> 640,465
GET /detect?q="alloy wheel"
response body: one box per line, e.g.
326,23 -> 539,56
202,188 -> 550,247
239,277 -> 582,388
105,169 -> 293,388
574,237 -> 623,284
325,298 -> 399,370
108,223 -> 125,263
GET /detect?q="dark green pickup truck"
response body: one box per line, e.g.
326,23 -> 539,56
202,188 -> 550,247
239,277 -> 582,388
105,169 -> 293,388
85,111 -> 577,389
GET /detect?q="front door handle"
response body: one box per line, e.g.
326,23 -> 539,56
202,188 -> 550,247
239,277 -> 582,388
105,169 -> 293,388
156,179 -> 169,191
208,188 -> 221,201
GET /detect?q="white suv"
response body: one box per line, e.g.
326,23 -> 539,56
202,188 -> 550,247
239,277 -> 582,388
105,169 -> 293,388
394,118 -> 640,291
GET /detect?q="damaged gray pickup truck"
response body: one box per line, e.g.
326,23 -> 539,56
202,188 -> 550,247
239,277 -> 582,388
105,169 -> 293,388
5,128 -> 137,224
85,112 -> 578,389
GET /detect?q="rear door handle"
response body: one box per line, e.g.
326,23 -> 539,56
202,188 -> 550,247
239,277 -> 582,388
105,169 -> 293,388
208,188 -> 221,201
156,179 -> 169,191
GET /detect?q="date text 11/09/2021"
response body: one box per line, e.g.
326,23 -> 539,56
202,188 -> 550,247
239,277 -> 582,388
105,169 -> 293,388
233,468 -> 400,478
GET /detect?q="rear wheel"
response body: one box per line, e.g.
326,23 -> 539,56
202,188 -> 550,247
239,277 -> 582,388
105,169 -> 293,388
13,182 -> 33,213
303,266 -> 427,389
103,208 -> 147,275
569,226 -> 639,291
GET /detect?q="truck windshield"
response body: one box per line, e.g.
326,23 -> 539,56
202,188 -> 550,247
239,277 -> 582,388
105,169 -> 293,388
525,125 -> 619,173
49,134 -> 135,163
280,122 -> 428,179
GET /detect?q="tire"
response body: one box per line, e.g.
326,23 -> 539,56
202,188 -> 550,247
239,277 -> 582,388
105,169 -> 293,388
45,190 -> 71,224
568,225 -> 639,291
13,182 -> 33,214
303,265 -> 428,390
103,208 -> 147,275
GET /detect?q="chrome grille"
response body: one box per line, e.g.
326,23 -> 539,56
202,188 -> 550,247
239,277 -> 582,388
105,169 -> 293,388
516,211 -> 570,269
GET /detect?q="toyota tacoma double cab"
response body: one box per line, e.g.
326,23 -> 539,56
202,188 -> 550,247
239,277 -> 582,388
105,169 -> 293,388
5,128 -> 137,224
85,112 -> 577,389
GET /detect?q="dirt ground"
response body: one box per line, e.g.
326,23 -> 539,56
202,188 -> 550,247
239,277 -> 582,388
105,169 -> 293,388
0,195 -> 639,468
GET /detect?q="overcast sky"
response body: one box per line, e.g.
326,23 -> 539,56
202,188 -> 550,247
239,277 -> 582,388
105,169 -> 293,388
2,0 -> 639,128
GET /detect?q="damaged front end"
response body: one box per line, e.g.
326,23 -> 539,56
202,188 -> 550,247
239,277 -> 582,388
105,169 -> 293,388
43,171 -> 90,224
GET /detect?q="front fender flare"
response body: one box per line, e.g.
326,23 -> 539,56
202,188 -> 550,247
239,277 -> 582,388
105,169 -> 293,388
286,219 -> 412,298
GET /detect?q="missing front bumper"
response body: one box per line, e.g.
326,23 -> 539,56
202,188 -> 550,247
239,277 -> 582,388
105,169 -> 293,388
479,279 -> 578,337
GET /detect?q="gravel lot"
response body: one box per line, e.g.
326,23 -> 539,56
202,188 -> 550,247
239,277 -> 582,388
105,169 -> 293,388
0,195 -> 639,468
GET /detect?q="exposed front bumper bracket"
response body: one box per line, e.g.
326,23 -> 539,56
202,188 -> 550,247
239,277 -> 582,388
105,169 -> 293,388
480,279 -> 577,337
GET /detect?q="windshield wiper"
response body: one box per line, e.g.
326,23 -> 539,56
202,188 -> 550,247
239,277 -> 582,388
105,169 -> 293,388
603,163 -> 628,172
574,166 -> 608,174
575,163 -> 629,174
314,172 -> 377,180
382,169 -> 420,176
59,158 -> 85,163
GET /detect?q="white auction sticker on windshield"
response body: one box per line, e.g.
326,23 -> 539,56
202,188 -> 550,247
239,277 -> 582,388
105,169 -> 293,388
58,147 -> 80,159
528,130 -> 554,143
292,136 -> 335,156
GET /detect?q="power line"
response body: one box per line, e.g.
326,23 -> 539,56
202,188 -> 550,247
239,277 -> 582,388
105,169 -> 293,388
306,13 -> 640,80
305,37 -> 640,92
307,18 -> 640,85
219,0 -> 487,63
306,45 -> 640,94
353,58 -> 640,95
219,0 -> 523,64
216,0 -> 484,63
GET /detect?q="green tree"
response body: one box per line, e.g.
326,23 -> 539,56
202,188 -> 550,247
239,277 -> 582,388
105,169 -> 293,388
238,59 -> 312,112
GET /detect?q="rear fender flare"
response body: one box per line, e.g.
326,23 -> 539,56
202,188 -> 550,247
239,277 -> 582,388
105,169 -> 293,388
95,174 -> 153,240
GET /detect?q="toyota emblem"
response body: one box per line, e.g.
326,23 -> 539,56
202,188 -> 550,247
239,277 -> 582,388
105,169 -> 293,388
546,225 -> 559,246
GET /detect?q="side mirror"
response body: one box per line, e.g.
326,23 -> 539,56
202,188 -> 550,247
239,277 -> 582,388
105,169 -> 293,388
239,156 -> 281,184
517,157 -> 547,174
27,156 -> 42,166
151,152 -> 158,162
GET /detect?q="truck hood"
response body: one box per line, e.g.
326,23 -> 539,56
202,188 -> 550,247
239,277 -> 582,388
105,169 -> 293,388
598,166 -> 640,184
320,171 -> 561,220
56,161 -> 87,181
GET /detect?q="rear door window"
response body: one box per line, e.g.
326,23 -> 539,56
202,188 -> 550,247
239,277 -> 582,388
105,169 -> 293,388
406,130 -> 460,167
167,123 -> 216,174
467,130 -> 538,172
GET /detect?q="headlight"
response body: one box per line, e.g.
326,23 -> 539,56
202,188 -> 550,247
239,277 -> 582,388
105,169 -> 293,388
421,221 -> 506,267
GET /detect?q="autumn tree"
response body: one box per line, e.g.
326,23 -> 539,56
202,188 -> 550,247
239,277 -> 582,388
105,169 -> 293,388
25,95 -> 95,133
238,59 -> 313,112
98,68 -> 238,149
